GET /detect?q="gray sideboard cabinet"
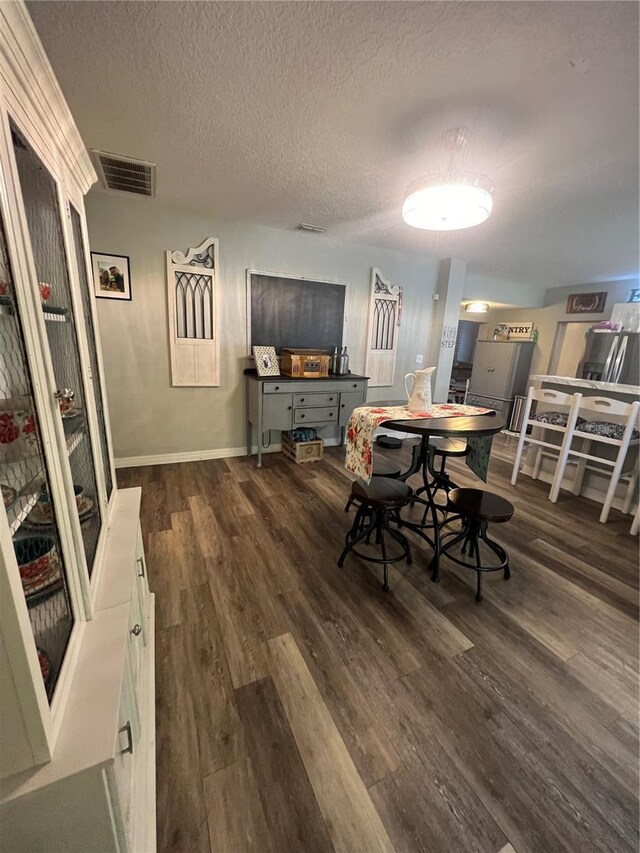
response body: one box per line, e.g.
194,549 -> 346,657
245,370 -> 369,466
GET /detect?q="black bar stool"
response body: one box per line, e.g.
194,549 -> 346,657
338,477 -> 413,591
413,437 -> 469,523
344,456 -> 402,513
436,487 -> 514,601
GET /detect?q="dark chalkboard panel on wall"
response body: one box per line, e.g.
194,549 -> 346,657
248,271 -> 346,354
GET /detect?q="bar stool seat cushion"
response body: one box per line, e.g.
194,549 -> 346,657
448,488 -> 514,523
575,420 -> 640,440
531,411 -> 585,427
352,477 -> 412,508
372,457 -> 402,478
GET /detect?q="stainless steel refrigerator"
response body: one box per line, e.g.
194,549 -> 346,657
578,331 -> 640,385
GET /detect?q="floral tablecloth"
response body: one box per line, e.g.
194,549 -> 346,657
345,403 -> 493,482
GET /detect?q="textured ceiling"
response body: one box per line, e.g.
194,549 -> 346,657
29,1 -> 639,287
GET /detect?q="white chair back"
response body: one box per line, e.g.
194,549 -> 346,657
574,395 -> 637,421
529,387 -> 575,408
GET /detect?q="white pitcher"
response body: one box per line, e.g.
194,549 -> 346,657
404,366 -> 436,412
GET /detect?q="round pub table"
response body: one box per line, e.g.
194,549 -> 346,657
377,404 -> 506,580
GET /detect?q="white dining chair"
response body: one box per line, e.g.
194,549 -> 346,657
630,507 -> 639,536
550,395 -> 640,523
511,386 -> 578,486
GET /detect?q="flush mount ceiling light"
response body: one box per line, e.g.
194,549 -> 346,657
465,301 -> 489,314
402,129 -> 494,231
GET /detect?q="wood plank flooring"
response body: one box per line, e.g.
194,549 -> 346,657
117,435 -> 639,853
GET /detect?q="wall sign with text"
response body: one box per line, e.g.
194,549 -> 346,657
440,324 -> 457,348
566,291 -> 607,314
627,288 -> 640,303
505,321 -> 533,339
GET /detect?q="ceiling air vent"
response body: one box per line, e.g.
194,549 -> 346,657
296,223 -> 326,233
92,150 -> 156,197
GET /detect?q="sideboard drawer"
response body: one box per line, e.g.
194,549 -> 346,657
293,406 -> 338,425
263,381 -> 290,393
263,379 -> 367,394
467,393 -> 510,415
293,392 -> 338,407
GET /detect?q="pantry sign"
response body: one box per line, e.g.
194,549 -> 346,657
505,321 -> 533,339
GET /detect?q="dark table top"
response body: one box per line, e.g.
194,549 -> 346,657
373,400 -> 506,437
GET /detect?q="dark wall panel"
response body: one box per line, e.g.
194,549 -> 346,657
249,273 -> 346,353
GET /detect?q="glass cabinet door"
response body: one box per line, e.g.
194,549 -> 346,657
69,206 -> 113,502
10,123 -> 103,576
0,212 -> 74,702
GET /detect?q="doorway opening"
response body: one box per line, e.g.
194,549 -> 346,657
450,320 -> 482,391
548,321 -> 591,377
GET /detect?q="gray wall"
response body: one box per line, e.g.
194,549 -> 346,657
86,193 -> 440,461
543,279 -> 639,309
479,278 -> 640,377
464,273 -> 546,308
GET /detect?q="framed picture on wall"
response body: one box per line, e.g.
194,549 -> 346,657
91,252 -> 132,301
566,291 -> 606,314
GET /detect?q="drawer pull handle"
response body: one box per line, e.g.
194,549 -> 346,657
119,721 -> 133,755
300,414 -> 305,418
136,556 -> 145,578
288,405 -> 292,410
300,397 -> 305,402
329,413 -> 334,417
329,397 -> 334,401
131,624 -> 143,637
275,385 -> 280,390
341,403 -> 345,408
352,384 -> 357,388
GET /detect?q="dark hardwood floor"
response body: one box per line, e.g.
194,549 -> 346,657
117,435 -> 639,853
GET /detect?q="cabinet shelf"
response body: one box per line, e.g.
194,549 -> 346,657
4,426 -> 86,534
43,305 -> 68,322
0,295 -> 68,321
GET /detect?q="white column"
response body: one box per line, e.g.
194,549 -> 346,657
426,258 -> 467,402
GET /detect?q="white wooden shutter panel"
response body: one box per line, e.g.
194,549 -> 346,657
166,237 -> 220,386
364,268 -> 402,387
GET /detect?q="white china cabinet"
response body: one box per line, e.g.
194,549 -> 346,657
0,4 -> 156,851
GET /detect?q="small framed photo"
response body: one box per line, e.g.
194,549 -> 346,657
252,345 -> 280,377
91,252 -> 131,301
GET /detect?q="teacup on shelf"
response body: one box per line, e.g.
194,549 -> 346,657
38,484 -> 84,520
13,535 -> 62,599
38,282 -> 51,301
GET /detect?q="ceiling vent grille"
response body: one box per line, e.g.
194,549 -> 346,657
92,150 -> 156,197
296,223 -> 326,233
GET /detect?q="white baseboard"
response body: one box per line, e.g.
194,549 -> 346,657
115,436 -> 343,468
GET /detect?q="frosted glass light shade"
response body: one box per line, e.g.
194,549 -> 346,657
402,174 -> 494,231
465,302 -> 489,314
